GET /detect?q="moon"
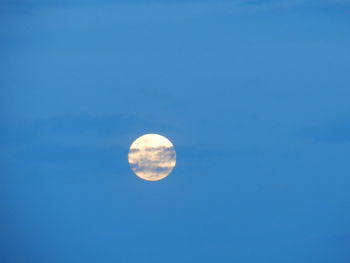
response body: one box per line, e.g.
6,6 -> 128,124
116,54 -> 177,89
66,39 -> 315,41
128,134 -> 176,181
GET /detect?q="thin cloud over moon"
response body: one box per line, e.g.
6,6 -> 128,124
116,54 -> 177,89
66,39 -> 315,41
128,134 -> 176,181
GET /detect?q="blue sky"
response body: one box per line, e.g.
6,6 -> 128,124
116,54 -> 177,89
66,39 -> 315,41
1,1 -> 350,262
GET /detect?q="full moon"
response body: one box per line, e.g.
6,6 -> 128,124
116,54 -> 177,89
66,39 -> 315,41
128,134 -> 176,181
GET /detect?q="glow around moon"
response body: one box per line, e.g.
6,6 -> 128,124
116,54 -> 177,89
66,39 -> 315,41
128,134 -> 176,181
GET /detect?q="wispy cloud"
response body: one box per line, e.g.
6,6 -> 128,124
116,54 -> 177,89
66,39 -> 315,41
304,120 -> 350,143
0,115 -> 156,177
129,145 -> 176,180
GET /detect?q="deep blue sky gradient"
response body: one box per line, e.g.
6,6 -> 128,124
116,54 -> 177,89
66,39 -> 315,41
1,1 -> 350,262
